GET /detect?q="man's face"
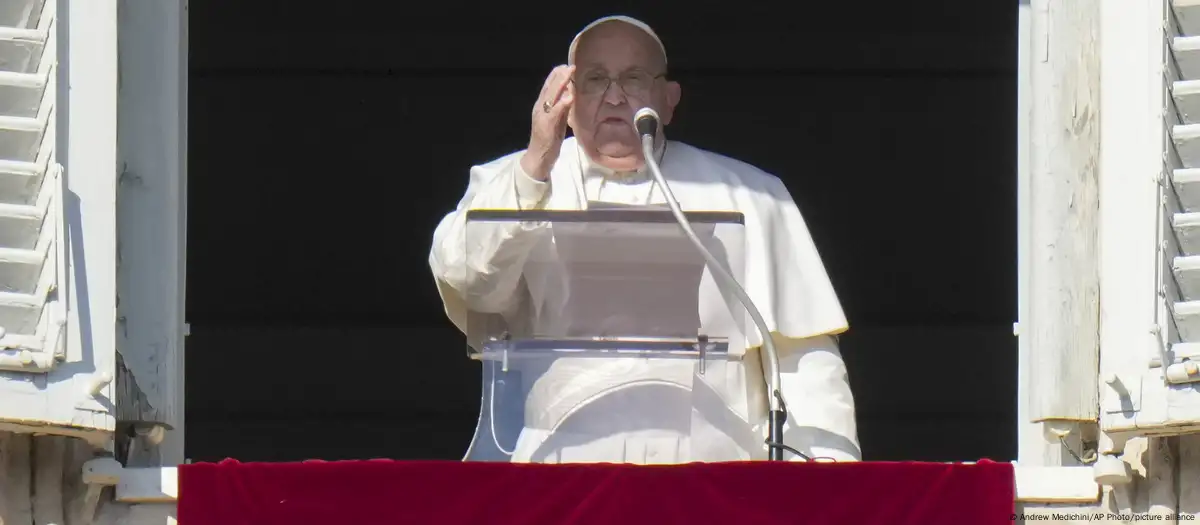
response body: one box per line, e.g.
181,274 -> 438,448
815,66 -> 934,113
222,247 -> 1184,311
568,22 -> 681,170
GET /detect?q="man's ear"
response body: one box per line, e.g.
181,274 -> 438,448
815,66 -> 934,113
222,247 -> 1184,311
661,81 -> 681,125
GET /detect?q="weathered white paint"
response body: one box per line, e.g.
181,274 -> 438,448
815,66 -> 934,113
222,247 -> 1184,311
114,0 -> 188,466
1020,1 -> 1101,493
0,431 -> 177,525
85,460 -> 178,503
1013,437 -> 1189,524
1027,0 -> 1101,428
1016,0 -> 1073,469
1018,464 -> 1100,503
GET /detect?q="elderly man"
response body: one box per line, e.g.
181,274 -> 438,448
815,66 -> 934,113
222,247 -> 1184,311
429,15 -> 860,463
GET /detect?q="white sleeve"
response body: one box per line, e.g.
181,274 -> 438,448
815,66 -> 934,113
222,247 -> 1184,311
774,334 -> 862,462
428,153 -> 551,334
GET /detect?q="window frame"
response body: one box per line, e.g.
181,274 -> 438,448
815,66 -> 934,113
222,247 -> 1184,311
97,0 -> 1100,508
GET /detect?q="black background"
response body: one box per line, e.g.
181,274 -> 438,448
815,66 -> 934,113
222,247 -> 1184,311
184,1 -> 1018,462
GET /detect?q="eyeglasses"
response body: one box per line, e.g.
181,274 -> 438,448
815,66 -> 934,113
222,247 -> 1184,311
573,69 -> 666,98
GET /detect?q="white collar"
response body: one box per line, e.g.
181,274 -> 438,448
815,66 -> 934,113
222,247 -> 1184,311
577,137 -> 668,184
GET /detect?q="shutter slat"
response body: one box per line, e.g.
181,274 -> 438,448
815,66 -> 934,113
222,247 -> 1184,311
1173,168 -> 1200,211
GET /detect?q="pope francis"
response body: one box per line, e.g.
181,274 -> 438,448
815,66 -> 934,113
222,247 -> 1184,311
429,15 -> 861,463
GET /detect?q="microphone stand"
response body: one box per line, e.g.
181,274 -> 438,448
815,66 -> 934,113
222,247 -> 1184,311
637,126 -> 797,462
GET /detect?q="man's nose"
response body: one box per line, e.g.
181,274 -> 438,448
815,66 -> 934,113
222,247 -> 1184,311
602,82 -> 626,105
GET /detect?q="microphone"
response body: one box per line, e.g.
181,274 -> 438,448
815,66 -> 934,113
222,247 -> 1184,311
636,109 -> 798,462
634,107 -> 660,139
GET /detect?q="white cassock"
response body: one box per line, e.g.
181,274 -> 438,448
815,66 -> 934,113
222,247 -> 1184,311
429,136 -> 860,463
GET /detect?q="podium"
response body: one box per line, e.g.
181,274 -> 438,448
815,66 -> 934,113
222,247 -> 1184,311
460,208 -> 755,464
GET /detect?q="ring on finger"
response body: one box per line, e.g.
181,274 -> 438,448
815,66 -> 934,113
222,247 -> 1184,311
542,101 -> 552,113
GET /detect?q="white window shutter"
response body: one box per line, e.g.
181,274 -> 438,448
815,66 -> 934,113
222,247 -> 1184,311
1101,0 -> 1200,435
0,0 -> 119,438
0,0 -> 62,372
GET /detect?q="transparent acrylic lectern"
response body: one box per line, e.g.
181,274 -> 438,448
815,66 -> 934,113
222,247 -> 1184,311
462,208 -> 753,464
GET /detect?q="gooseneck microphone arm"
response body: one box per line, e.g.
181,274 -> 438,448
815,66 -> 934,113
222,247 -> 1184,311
633,108 -> 802,462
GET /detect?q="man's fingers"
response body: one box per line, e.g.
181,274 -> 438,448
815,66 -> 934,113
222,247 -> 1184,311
534,66 -> 576,117
552,65 -> 575,101
542,67 -> 575,115
539,65 -> 570,99
552,81 -> 575,119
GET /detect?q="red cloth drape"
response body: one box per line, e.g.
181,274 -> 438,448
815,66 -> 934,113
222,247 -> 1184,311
178,459 -> 1014,525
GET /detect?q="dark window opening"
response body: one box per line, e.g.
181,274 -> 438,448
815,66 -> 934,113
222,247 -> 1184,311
185,2 -> 1017,463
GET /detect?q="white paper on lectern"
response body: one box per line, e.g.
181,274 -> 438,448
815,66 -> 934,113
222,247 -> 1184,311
523,203 -> 727,340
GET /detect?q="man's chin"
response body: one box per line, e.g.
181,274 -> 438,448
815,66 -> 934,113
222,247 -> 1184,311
595,141 -> 640,159
593,152 -> 643,172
